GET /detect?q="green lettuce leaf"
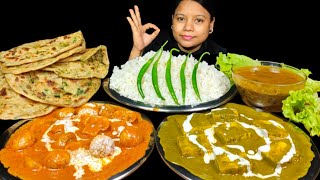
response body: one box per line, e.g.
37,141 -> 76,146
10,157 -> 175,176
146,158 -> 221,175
282,77 -> 320,136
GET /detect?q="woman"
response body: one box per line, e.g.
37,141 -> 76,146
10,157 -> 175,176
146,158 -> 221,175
127,0 -> 227,64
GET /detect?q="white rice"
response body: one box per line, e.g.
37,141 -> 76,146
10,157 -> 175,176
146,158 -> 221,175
109,50 -> 231,106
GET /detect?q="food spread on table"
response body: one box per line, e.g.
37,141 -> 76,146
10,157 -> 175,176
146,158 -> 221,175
0,31 -> 319,180
157,103 -> 315,179
0,102 -> 154,179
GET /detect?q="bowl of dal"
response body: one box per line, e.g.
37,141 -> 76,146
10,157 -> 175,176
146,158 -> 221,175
231,61 -> 307,112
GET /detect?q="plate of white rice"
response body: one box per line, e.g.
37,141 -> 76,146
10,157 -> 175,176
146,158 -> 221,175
104,51 -> 237,112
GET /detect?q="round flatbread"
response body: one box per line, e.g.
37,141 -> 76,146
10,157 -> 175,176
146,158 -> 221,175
0,31 -> 84,66
5,71 -> 101,107
0,72 -> 56,120
58,49 -> 89,63
43,45 -> 109,79
0,41 -> 85,74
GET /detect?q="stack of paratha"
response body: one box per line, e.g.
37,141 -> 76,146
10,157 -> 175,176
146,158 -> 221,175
0,31 -> 110,120
0,30 -> 86,74
43,45 -> 109,79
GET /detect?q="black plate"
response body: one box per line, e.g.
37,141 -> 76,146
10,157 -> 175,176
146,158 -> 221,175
103,78 -> 237,113
0,102 -> 156,180
155,116 -> 320,180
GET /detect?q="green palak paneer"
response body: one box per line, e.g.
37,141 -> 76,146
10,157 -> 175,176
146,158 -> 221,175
158,103 -> 315,180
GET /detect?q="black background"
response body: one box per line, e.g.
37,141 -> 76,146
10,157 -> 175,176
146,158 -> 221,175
0,0 -> 317,78
0,0 -> 318,179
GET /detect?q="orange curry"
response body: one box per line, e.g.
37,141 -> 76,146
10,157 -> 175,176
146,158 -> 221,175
233,65 -> 305,84
0,102 -> 154,180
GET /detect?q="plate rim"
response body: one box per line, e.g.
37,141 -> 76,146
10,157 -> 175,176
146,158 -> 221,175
103,78 -> 237,113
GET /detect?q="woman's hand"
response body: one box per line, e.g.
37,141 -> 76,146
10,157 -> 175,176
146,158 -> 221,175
127,5 -> 160,59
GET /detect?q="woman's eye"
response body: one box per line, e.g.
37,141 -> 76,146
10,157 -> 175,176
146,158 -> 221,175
177,17 -> 185,22
195,19 -> 204,24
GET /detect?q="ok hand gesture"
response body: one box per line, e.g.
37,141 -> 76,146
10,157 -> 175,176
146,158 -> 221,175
127,5 -> 160,59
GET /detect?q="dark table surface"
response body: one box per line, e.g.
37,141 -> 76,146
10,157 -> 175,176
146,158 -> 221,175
0,85 -> 319,179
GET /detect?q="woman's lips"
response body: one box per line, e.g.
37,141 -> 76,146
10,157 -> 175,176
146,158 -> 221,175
181,35 -> 193,40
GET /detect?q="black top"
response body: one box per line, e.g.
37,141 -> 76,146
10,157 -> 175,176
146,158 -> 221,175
143,29 -> 227,65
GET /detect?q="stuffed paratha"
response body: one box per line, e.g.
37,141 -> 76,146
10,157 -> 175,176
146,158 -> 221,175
5,71 -> 101,107
0,72 -> 56,120
0,30 -> 84,66
57,49 -> 88,63
0,41 -> 85,74
43,45 -> 109,79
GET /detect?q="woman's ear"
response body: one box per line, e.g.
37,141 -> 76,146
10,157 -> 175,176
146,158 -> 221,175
171,15 -> 175,29
210,17 -> 215,29
209,17 -> 215,34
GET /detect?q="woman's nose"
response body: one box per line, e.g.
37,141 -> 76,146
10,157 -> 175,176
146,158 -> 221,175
183,20 -> 194,31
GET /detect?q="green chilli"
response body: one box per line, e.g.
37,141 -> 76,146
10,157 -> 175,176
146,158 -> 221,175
165,48 -> 180,105
180,52 -> 192,104
151,41 -> 168,100
137,45 -> 163,99
192,52 -> 210,101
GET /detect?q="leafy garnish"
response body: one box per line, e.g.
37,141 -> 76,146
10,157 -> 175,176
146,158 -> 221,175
282,77 -> 320,136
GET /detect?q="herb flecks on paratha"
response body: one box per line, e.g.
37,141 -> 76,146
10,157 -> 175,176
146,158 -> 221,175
5,71 -> 101,107
0,42 -> 85,74
0,31 -> 84,66
0,72 -> 56,120
43,45 -> 109,79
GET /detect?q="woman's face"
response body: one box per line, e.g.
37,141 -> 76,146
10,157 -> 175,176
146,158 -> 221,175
172,0 -> 214,53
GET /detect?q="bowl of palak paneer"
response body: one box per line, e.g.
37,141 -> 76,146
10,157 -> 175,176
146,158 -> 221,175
231,61 -> 307,112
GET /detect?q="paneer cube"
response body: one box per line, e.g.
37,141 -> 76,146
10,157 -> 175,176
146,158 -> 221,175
175,113 -> 212,135
215,154 -> 246,175
215,122 -> 251,144
196,134 -> 213,153
211,108 -> 239,123
252,120 -> 288,139
177,136 -> 203,158
262,140 -> 291,164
